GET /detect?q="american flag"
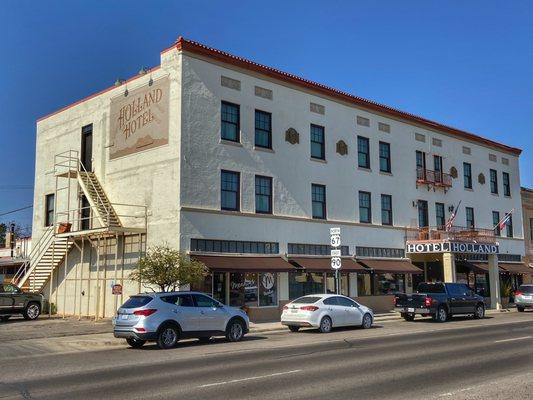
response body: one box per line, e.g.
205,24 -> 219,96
497,210 -> 514,231
445,200 -> 461,231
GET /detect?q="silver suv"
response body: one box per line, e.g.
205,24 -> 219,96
112,291 -> 250,349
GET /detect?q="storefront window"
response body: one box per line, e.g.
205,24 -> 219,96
326,272 -> 349,296
357,274 -> 372,296
475,274 -> 489,297
375,273 -> 405,295
229,273 -> 258,307
259,272 -> 277,306
289,272 -> 324,299
212,272 -> 226,304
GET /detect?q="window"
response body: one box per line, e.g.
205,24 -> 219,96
45,194 -> 55,227
255,175 -> 272,214
190,239 -> 279,254
221,170 -> 240,211
418,200 -> 428,228
436,203 -> 445,229
463,162 -> 472,189
490,169 -> 498,194
466,207 -> 475,229
357,116 -> 370,126
289,272 -> 324,299
259,272 -> 277,306
506,215 -> 513,238
288,243 -> 349,256
326,273 -> 349,296
379,142 -> 391,173
359,191 -> 371,223
381,194 -> 392,226
493,211 -> 501,236
434,155 -> 443,182
376,274 -> 405,295
229,273 -> 258,308
503,172 -> 510,196
255,110 -> 272,148
312,184 -> 326,219
161,294 -> 195,307
310,124 -> 325,160
193,294 -> 219,308
416,151 -> 426,181
221,101 -> 240,142
357,136 -> 370,168
356,247 -> 405,258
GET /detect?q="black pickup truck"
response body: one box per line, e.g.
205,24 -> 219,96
0,283 -> 43,322
394,282 -> 485,322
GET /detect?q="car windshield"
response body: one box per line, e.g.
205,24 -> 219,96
121,296 -> 153,308
417,283 -> 445,294
518,285 -> 533,294
292,296 -> 321,304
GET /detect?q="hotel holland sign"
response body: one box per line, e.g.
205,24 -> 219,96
109,77 -> 170,160
406,241 -> 499,254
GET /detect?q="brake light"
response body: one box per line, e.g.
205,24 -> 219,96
300,305 -> 319,312
394,296 -> 399,306
424,297 -> 433,307
515,291 -> 523,296
134,327 -> 146,332
133,309 -> 157,317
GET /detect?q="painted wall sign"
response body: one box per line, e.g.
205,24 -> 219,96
406,241 -> 499,254
109,77 -> 170,159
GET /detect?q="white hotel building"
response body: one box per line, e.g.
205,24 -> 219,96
20,38 -> 531,321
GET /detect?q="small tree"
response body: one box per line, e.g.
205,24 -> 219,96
130,245 -> 209,292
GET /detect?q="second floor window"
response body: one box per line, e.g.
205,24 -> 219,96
381,194 -> 392,225
466,207 -> 475,229
255,110 -> 272,149
503,172 -> 511,196
379,142 -> 391,173
255,175 -> 272,214
311,184 -> 326,219
221,101 -> 240,142
358,136 -> 370,168
45,193 -> 55,227
436,202 -> 445,229
359,191 -> 372,223
221,170 -> 240,211
506,214 -> 513,237
463,162 -> 472,189
493,211 -> 501,236
490,169 -> 498,194
310,124 -> 325,159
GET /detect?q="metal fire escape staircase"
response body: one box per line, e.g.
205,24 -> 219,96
14,151 -> 126,293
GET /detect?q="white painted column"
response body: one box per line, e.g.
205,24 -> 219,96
349,273 -> 358,297
279,272 -> 289,301
443,253 -> 456,282
488,254 -> 501,310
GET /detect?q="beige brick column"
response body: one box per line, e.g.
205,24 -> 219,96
488,254 -> 501,310
443,252 -> 456,282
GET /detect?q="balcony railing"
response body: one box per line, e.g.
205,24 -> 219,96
406,226 -> 496,244
416,167 -> 452,188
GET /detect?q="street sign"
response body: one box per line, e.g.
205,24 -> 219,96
331,257 -> 342,269
330,249 -> 341,257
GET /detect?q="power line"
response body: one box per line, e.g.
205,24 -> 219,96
0,205 -> 33,217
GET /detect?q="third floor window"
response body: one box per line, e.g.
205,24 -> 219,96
255,110 -> 272,149
379,142 -> 391,173
358,136 -> 370,169
490,169 -> 498,194
310,124 -> 325,160
503,172 -> 511,196
463,162 -> 472,189
221,101 -> 240,142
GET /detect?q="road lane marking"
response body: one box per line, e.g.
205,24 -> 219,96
198,369 -> 302,388
494,336 -> 531,343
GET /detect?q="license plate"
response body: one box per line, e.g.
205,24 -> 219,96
407,308 -> 415,313
291,309 -> 298,313
120,314 -> 129,320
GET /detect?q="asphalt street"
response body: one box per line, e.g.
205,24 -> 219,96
1,312 -> 532,400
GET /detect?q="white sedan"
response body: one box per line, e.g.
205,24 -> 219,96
281,294 -> 374,333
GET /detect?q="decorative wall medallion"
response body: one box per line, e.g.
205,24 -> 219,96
450,166 -> 458,178
336,140 -> 348,155
478,173 -> 486,185
285,128 -> 299,145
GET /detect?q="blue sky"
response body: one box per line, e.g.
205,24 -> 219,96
1,1 -> 532,227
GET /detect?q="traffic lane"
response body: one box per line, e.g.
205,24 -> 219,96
3,319 -> 532,400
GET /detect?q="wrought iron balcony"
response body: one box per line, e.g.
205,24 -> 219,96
416,167 -> 452,188
406,226 -> 497,244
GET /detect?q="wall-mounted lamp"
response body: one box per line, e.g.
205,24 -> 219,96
412,201 -> 418,208
124,86 -> 129,97
448,205 -> 455,212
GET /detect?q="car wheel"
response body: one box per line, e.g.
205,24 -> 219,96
0,316 -> 11,322
157,325 -> 179,349
435,307 -> 448,323
474,304 -> 485,319
23,302 -> 41,320
226,319 -> 245,342
126,338 -> 146,348
361,313 -> 372,329
517,306 -> 525,312
288,325 -> 300,332
319,316 -> 332,333
404,314 -> 415,322
198,337 -> 211,343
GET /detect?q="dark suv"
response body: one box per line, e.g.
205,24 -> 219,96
0,283 -> 43,322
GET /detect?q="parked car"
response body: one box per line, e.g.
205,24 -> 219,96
395,282 -> 485,322
515,284 -> 533,312
280,294 -> 374,333
0,283 -> 43,321
112,291 -> 250,349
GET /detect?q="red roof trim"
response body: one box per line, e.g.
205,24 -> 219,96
37,66 -> 161,122
171,37 -> 521,156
